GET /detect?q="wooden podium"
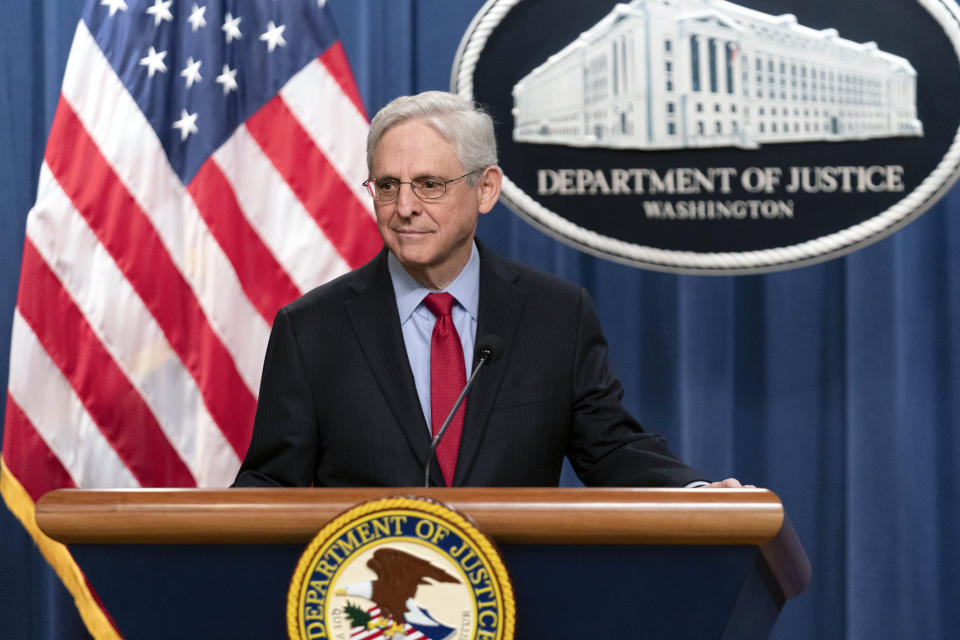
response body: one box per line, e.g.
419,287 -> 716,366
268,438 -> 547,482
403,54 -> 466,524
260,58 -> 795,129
36,488 -> 809,639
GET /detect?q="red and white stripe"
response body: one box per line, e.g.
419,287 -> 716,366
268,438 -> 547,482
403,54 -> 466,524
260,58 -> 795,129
349,605 -> 427,639
3,17 -> 380,500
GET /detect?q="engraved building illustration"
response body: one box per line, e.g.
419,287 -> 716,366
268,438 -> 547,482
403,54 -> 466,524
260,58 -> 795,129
511,0 -> 923,150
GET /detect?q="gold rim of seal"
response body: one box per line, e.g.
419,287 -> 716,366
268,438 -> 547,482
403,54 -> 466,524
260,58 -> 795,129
287,495 -> 516,640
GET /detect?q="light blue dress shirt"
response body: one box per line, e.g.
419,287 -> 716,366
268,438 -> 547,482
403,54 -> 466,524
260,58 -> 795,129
387,242 -> 480,430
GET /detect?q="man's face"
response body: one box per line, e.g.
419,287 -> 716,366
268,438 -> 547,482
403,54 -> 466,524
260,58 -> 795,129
370,119 -> 499,289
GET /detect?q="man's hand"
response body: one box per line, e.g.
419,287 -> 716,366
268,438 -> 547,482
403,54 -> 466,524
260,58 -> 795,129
702,477 -> 756,488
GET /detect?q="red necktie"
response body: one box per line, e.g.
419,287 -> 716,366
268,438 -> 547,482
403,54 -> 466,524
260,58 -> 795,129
423,292 -> 466,486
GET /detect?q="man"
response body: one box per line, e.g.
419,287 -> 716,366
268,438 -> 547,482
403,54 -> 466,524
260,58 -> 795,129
234,91 -> 743,489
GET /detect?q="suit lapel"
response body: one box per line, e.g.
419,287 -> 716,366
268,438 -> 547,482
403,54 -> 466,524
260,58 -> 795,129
453,244 -> 526,486
344,250 -> 437,480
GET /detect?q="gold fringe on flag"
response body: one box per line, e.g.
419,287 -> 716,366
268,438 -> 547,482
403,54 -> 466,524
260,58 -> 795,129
0,459 -> 120,640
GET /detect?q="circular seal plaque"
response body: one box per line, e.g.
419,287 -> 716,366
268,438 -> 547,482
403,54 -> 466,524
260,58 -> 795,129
287,497 -> 515,640
453,0 -> 960,274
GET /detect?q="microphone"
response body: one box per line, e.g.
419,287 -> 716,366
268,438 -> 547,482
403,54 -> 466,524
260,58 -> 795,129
424,335 -> 504,487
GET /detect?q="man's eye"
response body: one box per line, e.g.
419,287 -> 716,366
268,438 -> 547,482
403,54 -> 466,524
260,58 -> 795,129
378,180 -> 399,191
420,179 -> 441,189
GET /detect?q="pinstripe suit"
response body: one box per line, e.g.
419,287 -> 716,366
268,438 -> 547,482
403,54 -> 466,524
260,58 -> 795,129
234,243 -> 702,487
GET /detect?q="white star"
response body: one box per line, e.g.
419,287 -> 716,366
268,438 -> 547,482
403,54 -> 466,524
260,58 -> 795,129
180,57 -> 202,88
222,12 -> 242,43
259,21 -> 287,52
317,0 -> 327,7
145,0 -> 172,26
187,3 -> 207,32
139,46 -> 168,78
100,0 -> 127,17
172,109 -> 198,141
215,64 -> 238,95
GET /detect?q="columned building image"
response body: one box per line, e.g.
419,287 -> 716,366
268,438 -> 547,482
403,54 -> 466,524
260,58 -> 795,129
511,0 -> 923,150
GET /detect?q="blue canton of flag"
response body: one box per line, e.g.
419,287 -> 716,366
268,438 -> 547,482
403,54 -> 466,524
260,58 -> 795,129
86,0 -> 343,182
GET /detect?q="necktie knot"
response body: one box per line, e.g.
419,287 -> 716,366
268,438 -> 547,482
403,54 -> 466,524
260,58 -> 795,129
423,292 -> 456,318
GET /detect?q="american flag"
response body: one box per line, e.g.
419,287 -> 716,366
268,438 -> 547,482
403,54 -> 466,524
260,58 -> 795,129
0,0 -> 380,634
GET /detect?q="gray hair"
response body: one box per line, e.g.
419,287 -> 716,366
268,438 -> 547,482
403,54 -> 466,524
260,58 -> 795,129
366,91 -> 498,186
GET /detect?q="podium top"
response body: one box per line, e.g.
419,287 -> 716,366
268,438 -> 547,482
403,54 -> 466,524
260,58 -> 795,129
36,487 -> 810,598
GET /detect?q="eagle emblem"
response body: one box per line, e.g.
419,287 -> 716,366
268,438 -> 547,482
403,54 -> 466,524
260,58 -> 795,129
338,548 -> 461,639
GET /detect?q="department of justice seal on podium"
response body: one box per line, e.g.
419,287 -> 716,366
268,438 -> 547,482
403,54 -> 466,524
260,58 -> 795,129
288,496 -> 515,640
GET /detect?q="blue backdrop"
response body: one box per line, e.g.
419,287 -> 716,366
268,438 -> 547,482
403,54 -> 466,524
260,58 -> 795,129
2,1 -> 958,638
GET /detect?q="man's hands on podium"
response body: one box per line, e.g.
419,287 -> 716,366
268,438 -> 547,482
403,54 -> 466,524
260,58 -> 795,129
702,477 -> 756,489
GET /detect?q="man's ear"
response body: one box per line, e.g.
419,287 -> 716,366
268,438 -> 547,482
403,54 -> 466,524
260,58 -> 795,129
477,166 -> 502,214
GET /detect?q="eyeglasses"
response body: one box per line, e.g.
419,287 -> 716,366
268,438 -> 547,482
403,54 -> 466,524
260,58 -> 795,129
361,171 -> 478,202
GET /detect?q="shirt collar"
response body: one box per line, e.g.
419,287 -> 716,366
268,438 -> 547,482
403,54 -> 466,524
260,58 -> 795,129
388,242 -> 480,323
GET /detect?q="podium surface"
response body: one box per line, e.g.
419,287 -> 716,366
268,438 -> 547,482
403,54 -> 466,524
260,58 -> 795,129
37,488 -> 809,639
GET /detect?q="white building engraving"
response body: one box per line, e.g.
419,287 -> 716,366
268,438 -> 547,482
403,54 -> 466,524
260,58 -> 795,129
512,0 -> 923,150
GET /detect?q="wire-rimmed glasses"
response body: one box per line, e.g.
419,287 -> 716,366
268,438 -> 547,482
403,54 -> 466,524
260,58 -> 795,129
361,171 -> 478,202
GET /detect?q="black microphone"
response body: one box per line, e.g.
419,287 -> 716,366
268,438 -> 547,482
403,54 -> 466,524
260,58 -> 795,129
424,335 -> 504,487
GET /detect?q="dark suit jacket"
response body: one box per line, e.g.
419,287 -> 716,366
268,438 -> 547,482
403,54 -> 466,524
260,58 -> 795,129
234,242 -> 703,487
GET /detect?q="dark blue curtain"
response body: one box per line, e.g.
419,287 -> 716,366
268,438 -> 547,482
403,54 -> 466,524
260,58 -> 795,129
2,1 -> 958,638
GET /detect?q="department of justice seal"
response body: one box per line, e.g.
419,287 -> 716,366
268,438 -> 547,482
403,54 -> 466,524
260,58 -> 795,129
287,497 -> 515,640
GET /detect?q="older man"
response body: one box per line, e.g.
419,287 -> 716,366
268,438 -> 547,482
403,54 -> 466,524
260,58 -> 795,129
234,91 -> 740,489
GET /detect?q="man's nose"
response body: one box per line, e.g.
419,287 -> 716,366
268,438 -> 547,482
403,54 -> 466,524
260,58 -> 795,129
394,182 -> 419,217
